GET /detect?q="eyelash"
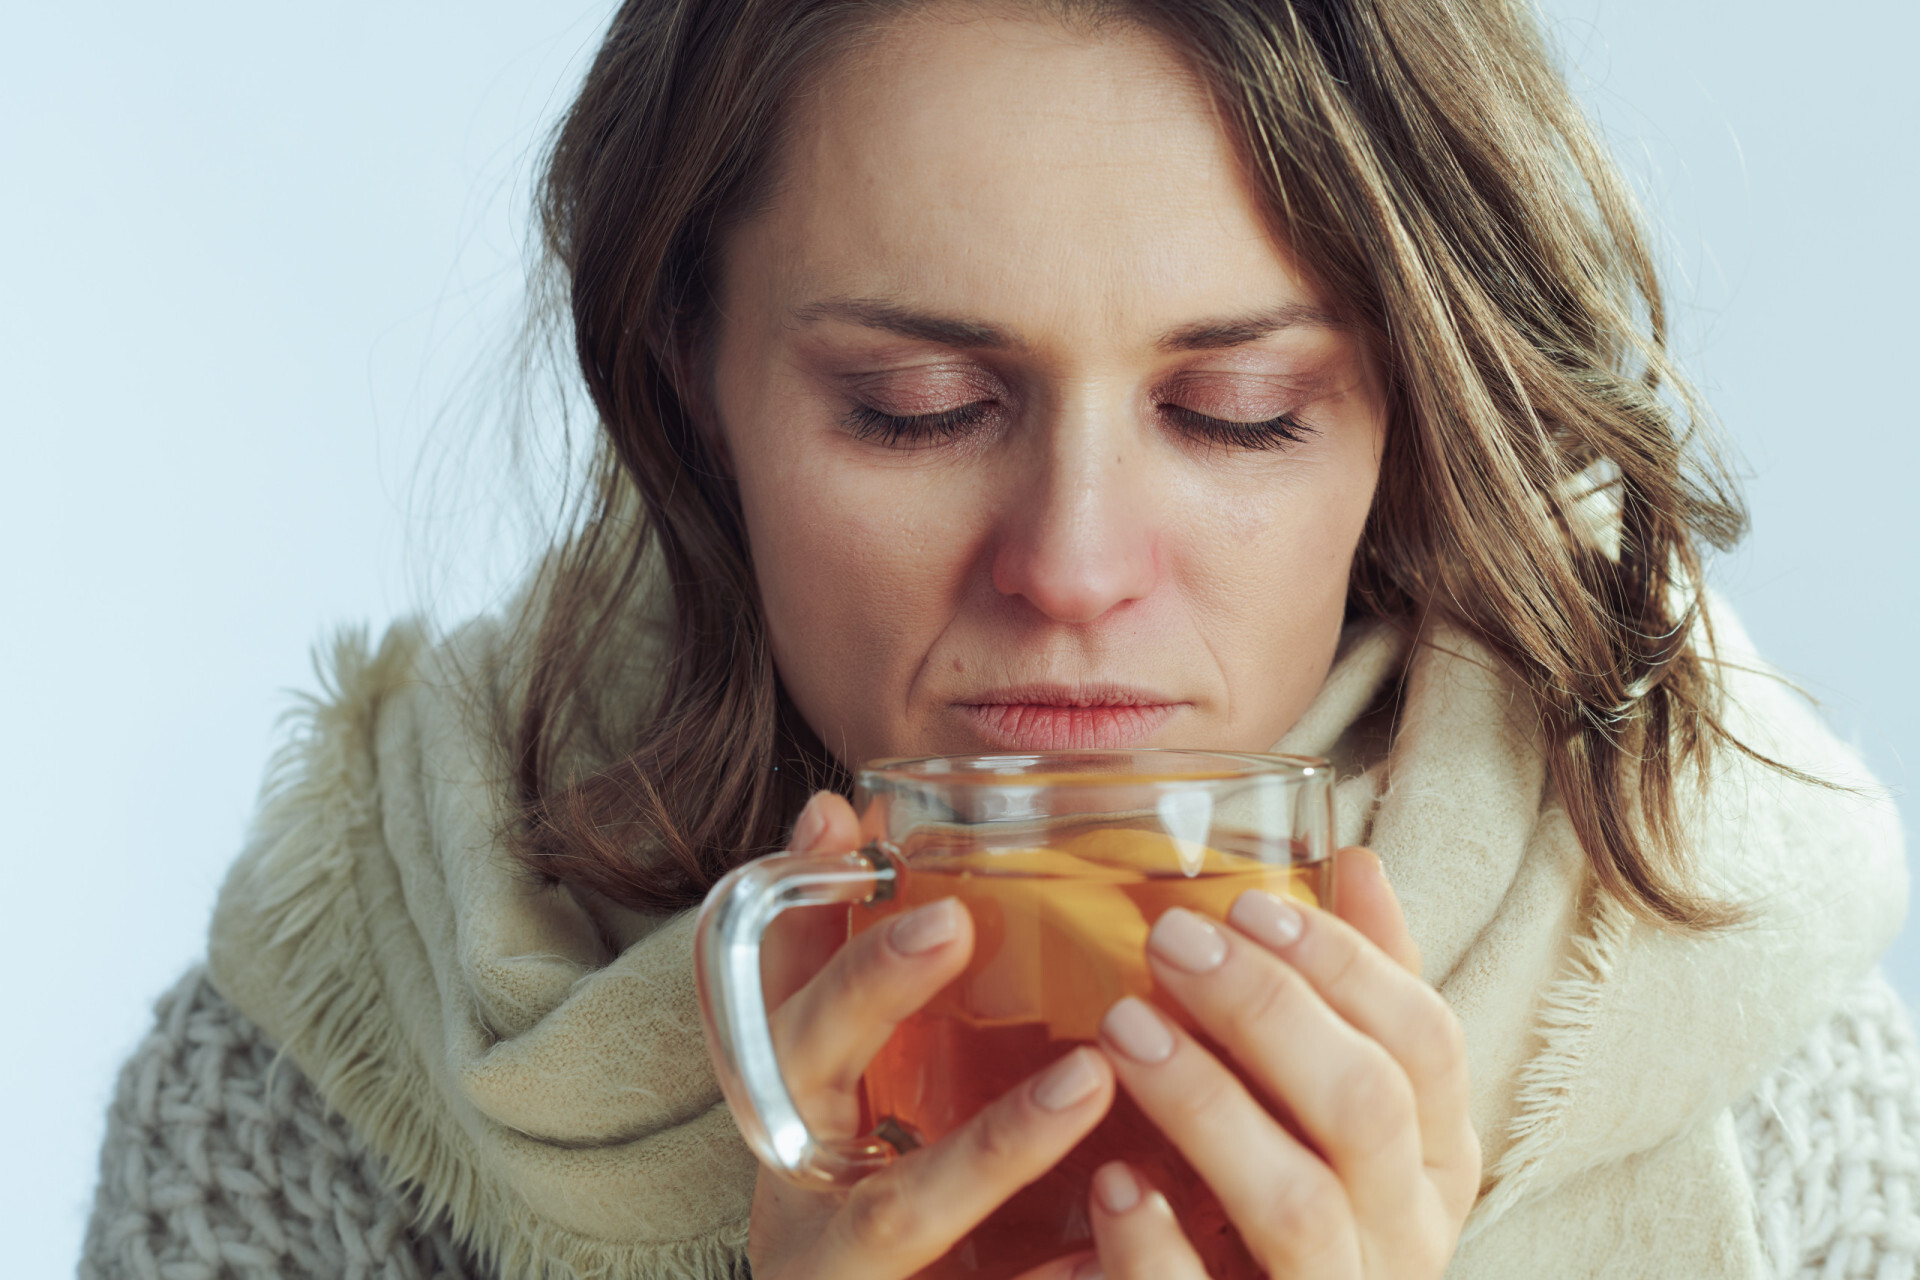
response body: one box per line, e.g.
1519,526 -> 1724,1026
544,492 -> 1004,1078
1159,403 -> 1316,450
845,401 -> 996,446
843,401 -> 1316,450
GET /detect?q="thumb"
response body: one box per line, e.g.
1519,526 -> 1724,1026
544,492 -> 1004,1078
761,790 -> 865,1014
787,789 -> 861,854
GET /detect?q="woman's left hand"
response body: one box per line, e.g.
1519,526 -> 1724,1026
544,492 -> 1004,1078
1084,845 -> 1479,1279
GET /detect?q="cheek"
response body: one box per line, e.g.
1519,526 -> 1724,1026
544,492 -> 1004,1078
1173,428 -> 1380,731
1187,434 -> 1376,600
729,421 -> 986,745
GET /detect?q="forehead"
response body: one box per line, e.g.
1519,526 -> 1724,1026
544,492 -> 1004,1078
728,6 -> 1320,338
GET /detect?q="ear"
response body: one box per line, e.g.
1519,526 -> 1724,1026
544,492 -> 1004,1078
654,325 -> 735,476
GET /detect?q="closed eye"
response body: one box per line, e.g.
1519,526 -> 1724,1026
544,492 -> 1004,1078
844,401 -> 998,447
843,400 -> 1314,450
1161,403 -> 1316,450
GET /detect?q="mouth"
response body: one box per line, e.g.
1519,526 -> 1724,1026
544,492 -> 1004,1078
955,685 -> 1184,750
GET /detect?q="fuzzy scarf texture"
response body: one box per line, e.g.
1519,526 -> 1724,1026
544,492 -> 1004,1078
206,595 -> 1906,1280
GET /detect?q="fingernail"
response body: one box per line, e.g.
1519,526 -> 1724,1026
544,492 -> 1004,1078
1031,1048 -> 1103,1112
1071,1257 -> 1106,1280
1100,997 -> 1175,1064
889,898 -> 961,955
1148,907 -> 1227,974
788,793 -> 827,850
1229,889 -> 1303,950
1092,1161 -> 1141,1215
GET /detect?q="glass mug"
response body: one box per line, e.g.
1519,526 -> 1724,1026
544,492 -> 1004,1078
696,750 -> 1334,1280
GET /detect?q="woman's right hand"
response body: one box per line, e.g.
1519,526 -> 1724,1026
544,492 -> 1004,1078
746,790 -> 1117,1280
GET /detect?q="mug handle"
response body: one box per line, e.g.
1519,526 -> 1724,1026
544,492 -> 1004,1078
695,845 -> 902,1188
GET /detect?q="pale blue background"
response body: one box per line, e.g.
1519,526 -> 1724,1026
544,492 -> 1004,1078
3,2 -> 1913,1272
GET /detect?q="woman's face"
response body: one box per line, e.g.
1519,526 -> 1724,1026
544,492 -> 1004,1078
709,6 -> 1386,769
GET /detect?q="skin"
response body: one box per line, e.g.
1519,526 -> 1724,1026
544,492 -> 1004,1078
709,7 -> 1385,766
698,7 -> 1480,1277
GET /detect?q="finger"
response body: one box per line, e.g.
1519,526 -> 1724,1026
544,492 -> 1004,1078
1224,890 -> 1481,1204
1083,1161 -> 1209,1280
1098,996 -> 1361,1278
762,792 -> 882,1011
788,790 -> 862,853
1331,845 -> 1420,975
818,1048 -> 1114,1280
772,896 -> 975,1124
1145,906 -> 1429,1237
747,1161 -> 839,1266
1011,1251 -> 1098,1280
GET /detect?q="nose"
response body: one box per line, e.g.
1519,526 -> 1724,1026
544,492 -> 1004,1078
989,409 -> 1162,624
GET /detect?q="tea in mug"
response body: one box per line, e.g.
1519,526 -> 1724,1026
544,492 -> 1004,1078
853,823 -> 1328,1280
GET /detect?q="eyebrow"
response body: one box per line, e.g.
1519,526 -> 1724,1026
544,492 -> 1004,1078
790,297 -> 1343,352
1156,303 -> 1346,351
791,298 -> 1021,350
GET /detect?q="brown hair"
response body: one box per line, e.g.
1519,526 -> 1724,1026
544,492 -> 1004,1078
513,0 -> 1754,927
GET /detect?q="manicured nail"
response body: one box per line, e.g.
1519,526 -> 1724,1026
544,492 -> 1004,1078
1101,997 -> 1175,1064
1093,1161 -> 1141,1215
1031,1048 -> 1103,1112
788,794 -> 828,851
1229,889 -> 1303,950
889,898 -> 961,955
1148,907 -> 1227,974
1071,1257 -> 1106,1280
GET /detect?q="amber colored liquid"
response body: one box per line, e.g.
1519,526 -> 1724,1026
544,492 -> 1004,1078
852,823 -> 1330,1280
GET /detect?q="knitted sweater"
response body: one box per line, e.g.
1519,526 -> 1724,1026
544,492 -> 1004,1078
81,964 -> 1920,1280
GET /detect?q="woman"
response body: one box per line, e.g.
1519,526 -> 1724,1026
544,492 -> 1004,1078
81,0 -> 1914,1277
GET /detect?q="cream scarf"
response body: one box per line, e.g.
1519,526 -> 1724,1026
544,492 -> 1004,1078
207,594 -> 1905,1280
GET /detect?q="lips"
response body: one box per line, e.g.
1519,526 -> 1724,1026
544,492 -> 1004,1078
956,686 -> 1182,749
